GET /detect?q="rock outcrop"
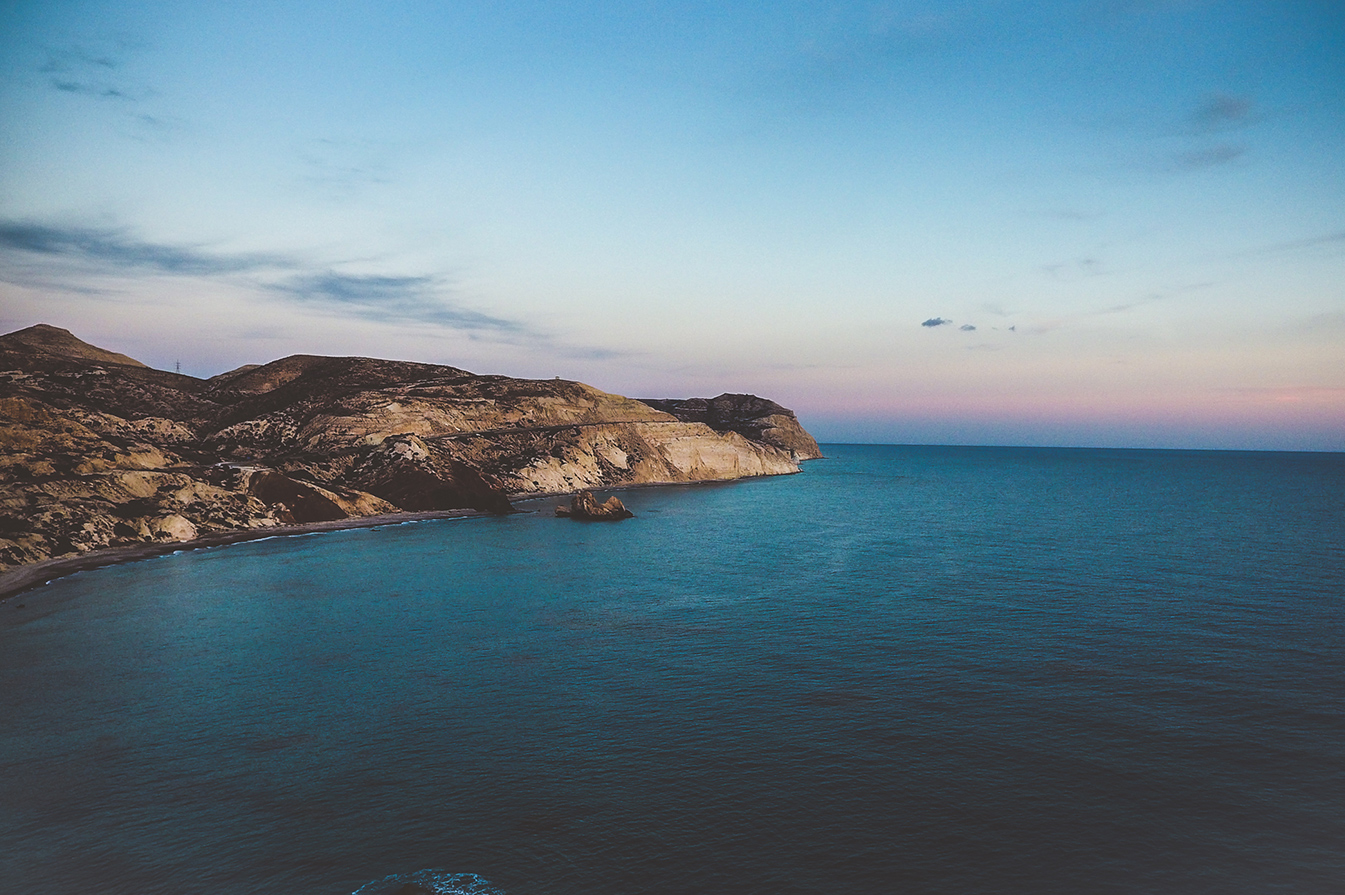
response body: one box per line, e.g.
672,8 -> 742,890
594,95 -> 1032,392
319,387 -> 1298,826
640,394 -> 823,460
555,490 -> 633,520
0,324 -> 819,574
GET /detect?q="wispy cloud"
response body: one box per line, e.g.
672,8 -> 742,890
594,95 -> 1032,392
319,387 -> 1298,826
51,80 -> 135,100
1190,93 -> 1254,134
273,273 -> 526,335
959,324 -> 976,331
34,39 -> 185,139
1100,293 -> 1164,315
0,219 -> 536,341
39,42 -> 152,103
0,221 -> 287,275
1042,257 -> 1105,279
1108,93 -> 1260,175
1231,230 -> 1345,258
1154,93 -> 1257,171
922,317 -> 951,327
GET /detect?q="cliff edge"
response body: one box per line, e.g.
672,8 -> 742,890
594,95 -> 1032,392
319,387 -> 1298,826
0,325 -> 819,574
641,394 -> 822,460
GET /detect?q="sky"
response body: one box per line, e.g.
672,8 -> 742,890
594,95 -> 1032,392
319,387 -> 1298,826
1,0 -> 1342,450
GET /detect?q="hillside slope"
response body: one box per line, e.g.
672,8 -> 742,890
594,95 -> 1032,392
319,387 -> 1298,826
0,325 -> 817,571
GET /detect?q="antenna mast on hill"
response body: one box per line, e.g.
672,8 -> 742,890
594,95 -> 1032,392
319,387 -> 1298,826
175,360 -> 181,374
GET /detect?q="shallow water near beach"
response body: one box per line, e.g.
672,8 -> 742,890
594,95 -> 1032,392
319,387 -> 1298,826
2,444 -> 1344,894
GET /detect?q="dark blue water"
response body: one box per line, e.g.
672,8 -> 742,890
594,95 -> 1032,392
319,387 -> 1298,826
2,445 -> 1343,895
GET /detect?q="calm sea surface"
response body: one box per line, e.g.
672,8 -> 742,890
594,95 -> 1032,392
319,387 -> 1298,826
2,444 -> 1343,895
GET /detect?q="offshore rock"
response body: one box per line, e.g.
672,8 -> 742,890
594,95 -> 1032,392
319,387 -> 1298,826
0,324 -> 819,575
556,490 -> 633,520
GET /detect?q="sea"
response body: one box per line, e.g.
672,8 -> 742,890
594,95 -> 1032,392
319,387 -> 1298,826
2,444 -> 1343,895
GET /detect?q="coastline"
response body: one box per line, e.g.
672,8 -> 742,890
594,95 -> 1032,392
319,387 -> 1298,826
0,507 -> 491,603
0,325 -> 824,606
506,467 -> 803,504
0,469 -> 814,604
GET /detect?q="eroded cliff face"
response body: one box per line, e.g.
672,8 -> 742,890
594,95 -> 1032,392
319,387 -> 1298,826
641,394 -> 823,460
0,325 -> 816,572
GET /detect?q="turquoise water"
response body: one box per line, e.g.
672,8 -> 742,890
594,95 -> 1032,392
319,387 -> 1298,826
2,445 -> 1344,894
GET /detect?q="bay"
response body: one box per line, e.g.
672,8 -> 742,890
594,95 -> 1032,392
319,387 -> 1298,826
2,444 -> 1343,894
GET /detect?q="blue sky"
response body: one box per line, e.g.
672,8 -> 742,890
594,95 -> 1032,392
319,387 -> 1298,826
1,0 -> 1342,449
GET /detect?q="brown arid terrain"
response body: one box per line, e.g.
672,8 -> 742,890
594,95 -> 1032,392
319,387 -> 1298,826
0,324 -> 821,588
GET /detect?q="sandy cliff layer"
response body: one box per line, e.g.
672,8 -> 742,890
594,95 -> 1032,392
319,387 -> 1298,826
0,324 -> 817,573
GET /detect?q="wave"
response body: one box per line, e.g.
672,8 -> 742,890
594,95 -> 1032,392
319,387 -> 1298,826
353,870 -> 504,895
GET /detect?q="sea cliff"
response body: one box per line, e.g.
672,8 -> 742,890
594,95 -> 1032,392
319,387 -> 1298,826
0,324 -> 821,576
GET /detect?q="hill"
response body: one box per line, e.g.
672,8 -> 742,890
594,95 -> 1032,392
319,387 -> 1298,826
0,325 -> 821,574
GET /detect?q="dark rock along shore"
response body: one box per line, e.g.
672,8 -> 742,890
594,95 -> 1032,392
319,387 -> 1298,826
556,490 -> 635,520
0,324 -> 821,578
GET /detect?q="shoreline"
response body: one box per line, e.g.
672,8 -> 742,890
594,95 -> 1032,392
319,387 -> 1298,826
0,507 -> 492,603
507,467 -> 801,504
0,469 -> 810,604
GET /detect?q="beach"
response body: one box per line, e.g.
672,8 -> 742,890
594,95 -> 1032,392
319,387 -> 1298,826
0,508 -> 490,603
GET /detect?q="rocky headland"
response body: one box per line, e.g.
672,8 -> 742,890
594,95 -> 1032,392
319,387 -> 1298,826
0,324 -> 821,589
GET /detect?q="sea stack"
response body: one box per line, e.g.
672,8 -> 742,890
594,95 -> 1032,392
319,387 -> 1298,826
556,490 -> 633,521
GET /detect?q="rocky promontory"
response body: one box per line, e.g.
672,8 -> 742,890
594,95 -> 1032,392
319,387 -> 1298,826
0,324 -> 819,579
640,394 -> 822,461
